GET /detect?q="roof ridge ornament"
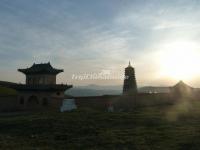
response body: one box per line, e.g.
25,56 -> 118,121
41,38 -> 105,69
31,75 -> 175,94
128,61 -> 132,67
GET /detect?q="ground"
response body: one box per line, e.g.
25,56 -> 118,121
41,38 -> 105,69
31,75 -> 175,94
1,102 -> 200,150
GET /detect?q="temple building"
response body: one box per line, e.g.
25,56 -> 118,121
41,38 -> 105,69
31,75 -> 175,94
170,80 -> 194,98
18,62 -> 63,85
11,62 -> 72,111
123,62 -> 137,95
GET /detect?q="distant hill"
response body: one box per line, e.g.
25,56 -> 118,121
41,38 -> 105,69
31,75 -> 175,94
65,85 -> 122,97
78,84 -> 122,91
0,81 -> 17,87
0,81 -> 171,96
65,85 -> 172,97
138,86 -> 170,93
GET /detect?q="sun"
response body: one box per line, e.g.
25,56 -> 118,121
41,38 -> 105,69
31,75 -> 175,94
158,41 -> 200,81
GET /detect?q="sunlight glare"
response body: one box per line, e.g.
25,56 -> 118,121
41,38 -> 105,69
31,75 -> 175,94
158,41 -> 200,81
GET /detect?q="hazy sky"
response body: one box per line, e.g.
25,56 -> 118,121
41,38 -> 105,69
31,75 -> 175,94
1,0 -> 200,86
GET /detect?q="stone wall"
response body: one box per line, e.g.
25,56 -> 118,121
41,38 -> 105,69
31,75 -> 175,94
74,93 -> 175,111
74,95 -> 120,110
17,91 -> 64,111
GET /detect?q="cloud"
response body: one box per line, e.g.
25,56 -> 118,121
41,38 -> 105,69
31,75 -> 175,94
1,0 -> 200,85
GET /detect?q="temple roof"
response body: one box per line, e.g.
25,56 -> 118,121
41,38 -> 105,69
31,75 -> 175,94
173,80 -> 193,89
18,62 -> 63,75
171,80 -> 194,96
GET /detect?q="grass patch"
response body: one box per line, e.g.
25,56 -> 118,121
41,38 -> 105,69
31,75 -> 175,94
0,87 -> 17,95
0,105 -> 200,149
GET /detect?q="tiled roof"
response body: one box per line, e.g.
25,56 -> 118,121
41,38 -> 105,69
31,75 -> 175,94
173,80 -> 193,89
18,62 -> 63,75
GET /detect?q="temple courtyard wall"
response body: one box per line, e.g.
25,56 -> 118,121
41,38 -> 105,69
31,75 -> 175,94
0,92 -> 199,112
0,90 -> 65,112
73,93 -> 176,111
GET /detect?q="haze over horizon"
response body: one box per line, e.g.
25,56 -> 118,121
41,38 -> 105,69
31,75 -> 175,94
1,0 -> 200,87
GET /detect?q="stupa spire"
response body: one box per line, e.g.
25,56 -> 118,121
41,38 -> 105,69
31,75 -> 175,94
123,60 -> 137,94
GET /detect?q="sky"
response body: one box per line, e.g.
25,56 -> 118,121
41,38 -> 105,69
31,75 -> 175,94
1,0 -> 200,87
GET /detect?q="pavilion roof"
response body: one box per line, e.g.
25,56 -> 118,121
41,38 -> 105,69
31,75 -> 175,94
18,62 -> 63,75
